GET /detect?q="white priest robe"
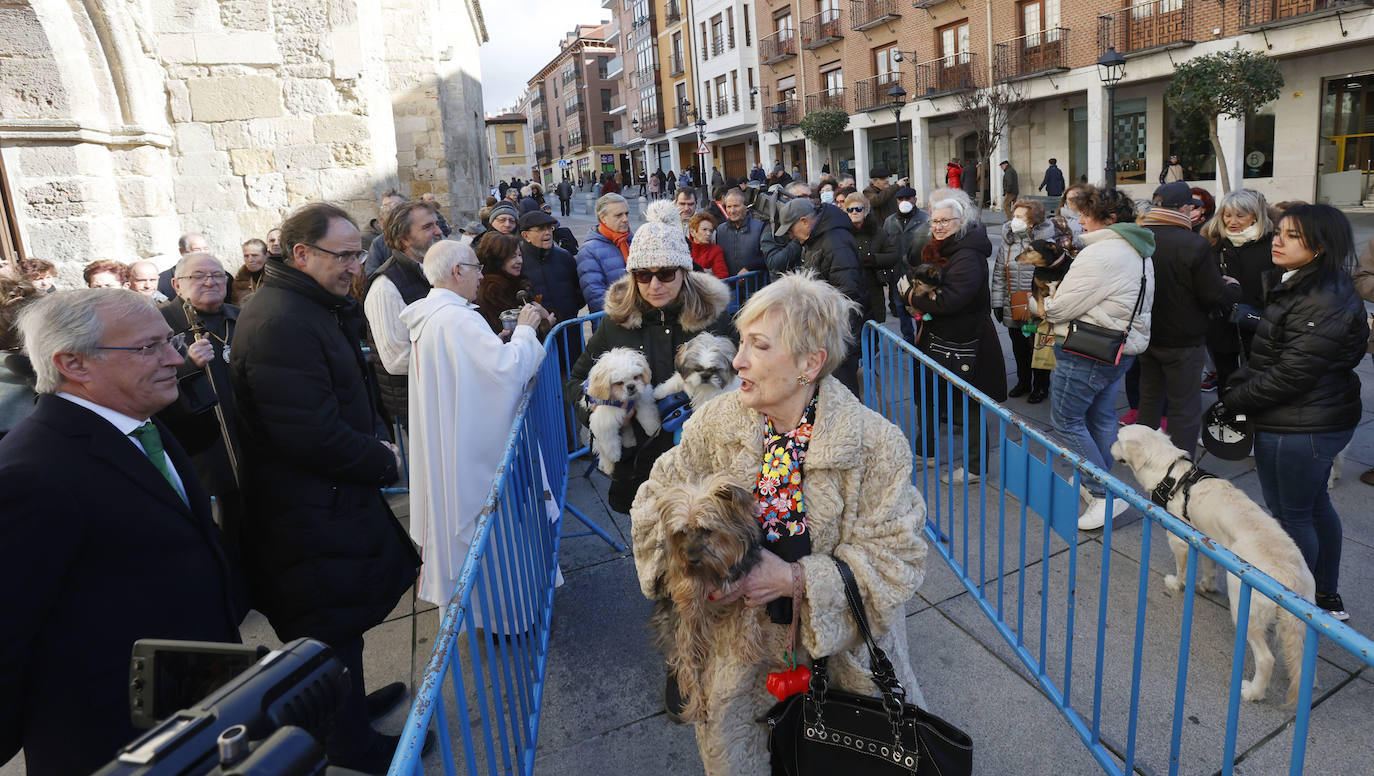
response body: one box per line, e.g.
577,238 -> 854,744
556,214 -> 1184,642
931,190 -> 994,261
401,288 -> 548,620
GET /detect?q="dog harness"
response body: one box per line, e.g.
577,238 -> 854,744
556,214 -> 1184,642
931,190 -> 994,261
581,378 -> 634,410
1149,457 -> 1215,524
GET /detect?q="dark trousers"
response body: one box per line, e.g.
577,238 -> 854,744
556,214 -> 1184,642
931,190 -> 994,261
918,367 -> 987,475
558,197 -> 571,216
326,635 -> 377,761
1137,344 -> 1206,459
608,432 -> 675,513
1005,324 -> 1050,392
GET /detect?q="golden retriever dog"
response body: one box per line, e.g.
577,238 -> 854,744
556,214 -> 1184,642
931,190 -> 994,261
1112,425 -> 1315,705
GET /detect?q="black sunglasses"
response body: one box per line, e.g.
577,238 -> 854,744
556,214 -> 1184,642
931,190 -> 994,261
631,268 -> 681,284
845,206 -> 866,214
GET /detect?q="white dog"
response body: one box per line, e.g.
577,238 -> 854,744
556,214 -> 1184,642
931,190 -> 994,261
582,348 -> 660,475
1112,425 -> 1315,705
652,333 -> 741,410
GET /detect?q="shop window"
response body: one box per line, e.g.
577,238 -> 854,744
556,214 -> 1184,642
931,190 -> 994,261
1243,102 -> 1276,179
1112,97 -> 1148,185
1164,105 -> 1217,181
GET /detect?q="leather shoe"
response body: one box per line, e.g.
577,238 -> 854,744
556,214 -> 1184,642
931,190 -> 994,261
365,681 -> 408,721
1008,382 -> 1030,398
1027,388 -> 1048,404
1361,467 -> 1374,487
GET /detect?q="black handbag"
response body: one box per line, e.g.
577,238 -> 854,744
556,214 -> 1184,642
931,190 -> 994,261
765,557 -> 973,776
924,335 -> 979,379
1061,261 -> 1147,365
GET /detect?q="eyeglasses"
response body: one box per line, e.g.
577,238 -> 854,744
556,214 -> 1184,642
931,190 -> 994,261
457,261 -> 482,272
93,331 -> 186,357
930,218 -> 958,227
631,268 -> 681,284
175,272 -> 230,285
304,243 -> 368,266
845,207 -> 866,214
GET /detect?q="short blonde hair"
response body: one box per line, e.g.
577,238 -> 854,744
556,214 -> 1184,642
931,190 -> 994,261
733,271 -> 860,379
842,192 -> 869,212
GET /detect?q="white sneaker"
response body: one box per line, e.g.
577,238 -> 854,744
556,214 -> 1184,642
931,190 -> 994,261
941,467 -> 980,485
1078,496 -> 1130,530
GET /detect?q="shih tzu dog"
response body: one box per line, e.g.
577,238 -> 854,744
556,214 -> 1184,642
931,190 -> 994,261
645,474 -> 768,721
582,347 -> 661,474
652,332 -> 741,410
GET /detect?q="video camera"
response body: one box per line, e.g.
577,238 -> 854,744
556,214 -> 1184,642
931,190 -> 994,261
94,638 -> 348,776
745,181 -> 791,226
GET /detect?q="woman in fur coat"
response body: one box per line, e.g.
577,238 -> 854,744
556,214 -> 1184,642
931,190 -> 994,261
631,273 -> 929,775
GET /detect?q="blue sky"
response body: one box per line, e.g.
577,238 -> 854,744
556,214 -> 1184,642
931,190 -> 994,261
479,0 -> 612,114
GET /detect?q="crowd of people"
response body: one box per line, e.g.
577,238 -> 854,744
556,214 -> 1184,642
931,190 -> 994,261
1,151 -> 1369,776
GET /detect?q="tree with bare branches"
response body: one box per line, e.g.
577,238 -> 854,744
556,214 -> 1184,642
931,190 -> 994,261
953,81 -> 1030,207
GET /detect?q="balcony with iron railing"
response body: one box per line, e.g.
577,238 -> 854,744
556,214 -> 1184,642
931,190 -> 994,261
669,53 -> 684,76
638,114 -> 662,135
565,99 -> 583,115
852,70 -> 914,112
994,28 -> 1070,82
665,0 -> 682,24
804,88 -> 847,114
1238,0 -> 1371,27
915,52 -> 980,97
801,10 -> 844,48
767,98 -> 801,127
712,33 -> 725,56
568,130 -> 585,150
1098,1 -> 1195,56
675,104 -> 692,127
850,0 -> 901,30
533,120 -> 548,134
760,29 -> 797,64
714,94 -> 738,116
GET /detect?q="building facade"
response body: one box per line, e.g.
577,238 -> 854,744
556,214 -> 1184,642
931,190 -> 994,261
527,25 -> 622,188
691,0 -> 765,179
485,113 -> 534,186
0,0 -> 489,280
749,0 -> 1374,206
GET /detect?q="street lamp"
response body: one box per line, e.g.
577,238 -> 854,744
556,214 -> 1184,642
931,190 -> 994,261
887,82 -> 908,181
1097,47 -> 1126,185
681,98 -> 707,188
771,102 -> 787,169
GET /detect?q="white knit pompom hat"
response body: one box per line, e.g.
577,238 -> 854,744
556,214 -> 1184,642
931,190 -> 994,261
626,200 -> 693,272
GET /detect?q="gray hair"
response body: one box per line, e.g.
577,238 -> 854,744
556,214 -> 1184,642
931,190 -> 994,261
929,197 -> 970,237
422,240 -> 474,288
173,250 -> 223,278
733,271 -> 860,380
177,233 -> 206,254
18,289 -> 156,393
784,181 -> 812,198
594,193 -> 628,220
1202,187 -> 1274,244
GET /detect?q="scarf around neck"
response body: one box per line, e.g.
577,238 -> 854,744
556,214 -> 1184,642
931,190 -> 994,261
598,223 -> 631,262
921,235 -> 949,267
1139,207 -> 1194,231
1225,222 -> 1263,247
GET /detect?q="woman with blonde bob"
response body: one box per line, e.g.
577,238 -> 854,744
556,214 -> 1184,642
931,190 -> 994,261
631,272 -> 929,774
565,200 -> 732,514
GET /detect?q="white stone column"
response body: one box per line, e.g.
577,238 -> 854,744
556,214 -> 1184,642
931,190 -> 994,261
1087,82 -> 1109,187
911,113 -> 931,201
991,118 -> 1010,210
852,126 -> 870,185
805,139 -> 824,182
1216,113 -> 1244,194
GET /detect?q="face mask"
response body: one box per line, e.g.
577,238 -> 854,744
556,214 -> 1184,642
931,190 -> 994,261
898,201 -> 914,215
820,190 -> 835,204
1009,218 -> 1028,233
1061,206 -> 1078,218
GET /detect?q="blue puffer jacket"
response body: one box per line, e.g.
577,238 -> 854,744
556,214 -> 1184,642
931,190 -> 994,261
576,226 -> 631,312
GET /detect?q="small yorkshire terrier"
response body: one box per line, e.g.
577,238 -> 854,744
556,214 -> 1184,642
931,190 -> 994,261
646,474 -> 768,721
906,262 -> 944,300
652,332 -> 741,410
581,348 -> 661,474
1016,239 -> 1075,311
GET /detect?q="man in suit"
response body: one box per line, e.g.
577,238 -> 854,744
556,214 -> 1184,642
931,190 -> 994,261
0,288 -> 242,776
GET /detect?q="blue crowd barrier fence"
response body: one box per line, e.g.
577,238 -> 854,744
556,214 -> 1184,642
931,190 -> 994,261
860,321 -> 1374,776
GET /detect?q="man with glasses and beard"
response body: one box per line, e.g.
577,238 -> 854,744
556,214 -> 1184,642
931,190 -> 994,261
230,202 -> 422,774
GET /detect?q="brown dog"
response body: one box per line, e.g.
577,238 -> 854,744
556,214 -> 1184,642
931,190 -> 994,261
645,474 -> 767,721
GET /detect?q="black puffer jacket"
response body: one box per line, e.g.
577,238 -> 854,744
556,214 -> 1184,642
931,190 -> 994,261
1140,219 -> 1235,348
1223,263 -> 1367,433
800,203 -> 869,313
230,258 -> 420,644
852,215 -> 897,321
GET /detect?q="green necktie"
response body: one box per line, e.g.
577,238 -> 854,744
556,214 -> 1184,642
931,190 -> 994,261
130,422 -> 188,505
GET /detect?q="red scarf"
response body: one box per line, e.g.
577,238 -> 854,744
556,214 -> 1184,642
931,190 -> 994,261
598,223 -> 631,262
920,236 -> 949,268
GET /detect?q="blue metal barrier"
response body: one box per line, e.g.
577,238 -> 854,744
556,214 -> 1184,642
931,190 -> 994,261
729,269 -> 766,312
861,322 -> 1374,776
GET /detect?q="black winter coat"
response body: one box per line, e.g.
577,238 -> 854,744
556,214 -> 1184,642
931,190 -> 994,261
1141,221 -> 1236,348
907,224 -> 1008,401
1206,234 -> 1272,354
801,203 -> 869,312
230,258 -> 420,645
1224,263 -> 1367,434
520,239 -> 585,322
852,215 -> 898,321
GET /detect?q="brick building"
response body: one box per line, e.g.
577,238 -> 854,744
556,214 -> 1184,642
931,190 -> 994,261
526,25 -> 622,188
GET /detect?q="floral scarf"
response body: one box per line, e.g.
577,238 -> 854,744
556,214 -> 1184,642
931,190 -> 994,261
754,391 -> 817,624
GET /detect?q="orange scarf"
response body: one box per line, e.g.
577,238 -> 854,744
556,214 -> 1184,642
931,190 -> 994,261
598,223 -> 631,262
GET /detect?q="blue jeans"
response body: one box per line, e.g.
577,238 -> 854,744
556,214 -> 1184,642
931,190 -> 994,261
1253,428 -> 1354,596
1050,345 -> 1133,497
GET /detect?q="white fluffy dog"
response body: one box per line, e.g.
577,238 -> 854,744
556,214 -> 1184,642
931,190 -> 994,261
582,348 -> 660,474
1111,425 -> 1315,705
652,332 -> 741,410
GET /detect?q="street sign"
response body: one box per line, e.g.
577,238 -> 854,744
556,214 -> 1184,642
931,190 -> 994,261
696,141 -> 709,155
